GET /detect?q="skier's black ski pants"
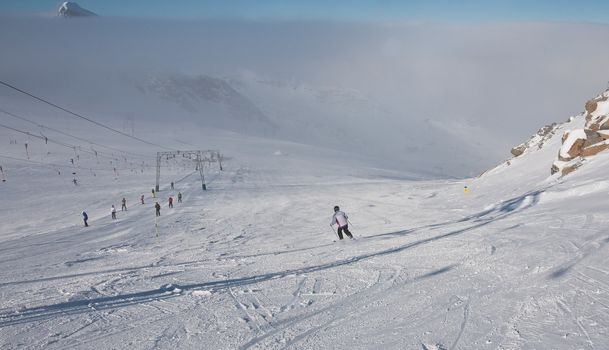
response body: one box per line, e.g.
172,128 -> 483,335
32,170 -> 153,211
337,225 -> 353,239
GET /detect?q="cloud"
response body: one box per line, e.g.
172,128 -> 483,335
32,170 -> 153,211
1,18 -> 608,176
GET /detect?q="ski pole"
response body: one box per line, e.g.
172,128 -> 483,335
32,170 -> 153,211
347,219 -> 354,228
330,225 -> 339,240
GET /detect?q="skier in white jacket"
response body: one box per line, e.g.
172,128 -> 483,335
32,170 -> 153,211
330,206 -> 353,240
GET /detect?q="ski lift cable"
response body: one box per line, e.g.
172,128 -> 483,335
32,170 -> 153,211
0,150 -> 174,171
0,122 -> 122,163
0,153 -> 174,173
0,79 -> 176,151
0,153 -> 124,172
0,122 -> 123,162
0,108 -> 154,159
0,122 -> 74,148
0,121 -> 133,162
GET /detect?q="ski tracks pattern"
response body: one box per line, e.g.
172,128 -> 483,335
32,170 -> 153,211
237,265 -> 403,349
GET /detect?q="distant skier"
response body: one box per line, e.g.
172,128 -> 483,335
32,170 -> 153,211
152,188 -> 156,198
72,178 -> 78,185
168,196 -> 173,208
177,192 -> 182,203
141,194 -> 145,204
111,205 -> 117,220
155,202 -> 161,217
82,211 -> 88,227
121,197 -> 127,211
171,182 -> 174,190
330,205 -> 353,240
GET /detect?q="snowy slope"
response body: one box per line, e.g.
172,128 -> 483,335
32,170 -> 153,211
2,101 -> 609,349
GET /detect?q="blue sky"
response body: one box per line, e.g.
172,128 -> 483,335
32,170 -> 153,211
2,0 -> 609,23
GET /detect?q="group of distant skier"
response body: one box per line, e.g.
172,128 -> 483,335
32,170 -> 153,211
80,179 -> 356,242
81,181 -> 183,227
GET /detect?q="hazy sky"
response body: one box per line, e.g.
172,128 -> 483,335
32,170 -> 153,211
1,9 -> 609,176
3,0 -> 609,23
1,18 -> 608,145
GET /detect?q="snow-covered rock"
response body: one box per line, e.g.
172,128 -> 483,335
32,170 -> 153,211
552,89 -> 609,175
558,129 -> 586,161
583,129 -> 606,147
597,129 -> 609,139
551,158 -> 581,175
587,115 -> 609,131
510,123 -> 559,157
584,91 -> 609,123
581,140 -> 609,157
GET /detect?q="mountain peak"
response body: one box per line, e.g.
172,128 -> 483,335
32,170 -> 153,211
58,2 -> 97,17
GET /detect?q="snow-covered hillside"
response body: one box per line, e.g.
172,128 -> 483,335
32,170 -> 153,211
136,74 -> 276,133
2,83 -> 609,348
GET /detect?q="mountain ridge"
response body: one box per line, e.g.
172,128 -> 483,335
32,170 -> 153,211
58,2 -> 97,17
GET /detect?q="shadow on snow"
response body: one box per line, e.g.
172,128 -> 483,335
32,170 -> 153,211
0,190 -> 543,327
370,189 -> 544,239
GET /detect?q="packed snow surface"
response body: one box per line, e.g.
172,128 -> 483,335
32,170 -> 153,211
1,112 -> 609,349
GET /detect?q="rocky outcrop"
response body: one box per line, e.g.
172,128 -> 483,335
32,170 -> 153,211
585,99 -> 598,114
561,163 -> 581,176
581,142 -> 609,157
510,145 -> 526,157
558,130 -> 586,161
552,90 -> 609,176
510,123 -> 559,157
583,129 -> 605,147
587,116 -> 609,131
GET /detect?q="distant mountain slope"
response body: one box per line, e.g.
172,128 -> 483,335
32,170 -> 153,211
58,2 -> 97,17
136,74 -> 275,132
227,74 -> 498,177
